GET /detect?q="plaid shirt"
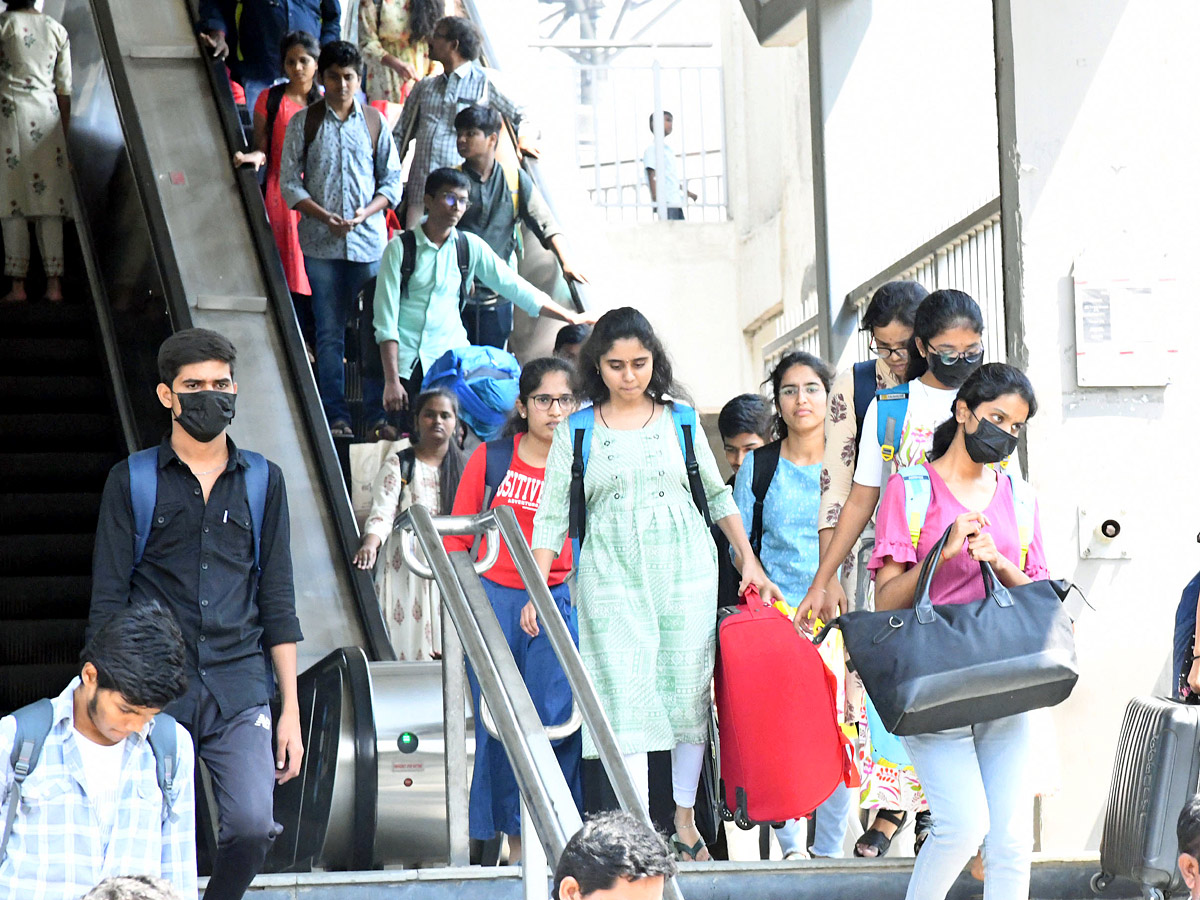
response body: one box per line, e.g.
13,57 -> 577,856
397,60 -> 532,214
0,680 -> 197,900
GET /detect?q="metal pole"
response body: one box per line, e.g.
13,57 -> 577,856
441,602 -> 471,867
651,56 -> 669,221
522,795 -> 549,900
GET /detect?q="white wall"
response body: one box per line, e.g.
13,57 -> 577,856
999,0 -> 1200,851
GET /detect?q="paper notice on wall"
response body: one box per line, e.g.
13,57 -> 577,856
1073,275 -> 1176,387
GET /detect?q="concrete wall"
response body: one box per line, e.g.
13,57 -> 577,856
996,0 -> 1200,852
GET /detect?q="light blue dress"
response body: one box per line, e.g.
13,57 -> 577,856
731,446 -> 853,858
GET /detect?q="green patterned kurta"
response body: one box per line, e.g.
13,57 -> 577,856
532,407 -> 738,758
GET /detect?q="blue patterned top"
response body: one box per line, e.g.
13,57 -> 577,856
732,448 -> 822,607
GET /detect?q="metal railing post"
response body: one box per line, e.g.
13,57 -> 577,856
651,55 -> 669,221
441,604 -> 471,867
522,795 -> 549,900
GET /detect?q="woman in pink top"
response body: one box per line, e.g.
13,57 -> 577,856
870,363 -> 1047,900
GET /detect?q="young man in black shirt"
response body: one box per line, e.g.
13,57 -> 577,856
454,104 -> 589,348
89,328 -> 303,900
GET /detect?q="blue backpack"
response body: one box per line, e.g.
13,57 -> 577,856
1,701 -> 180,862
422,346 -> 522,442
568,403 -> 711,546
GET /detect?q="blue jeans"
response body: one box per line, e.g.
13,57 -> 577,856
304,256 -> 384,426
466,578 -> 583,838
238,78 -> 276,118
774,781 -> 853,858
900,712 -> 1033,900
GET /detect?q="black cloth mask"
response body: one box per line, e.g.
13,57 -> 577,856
174,390 -> 236,443
964,413 -> 1018,464
927,353 -> 983,388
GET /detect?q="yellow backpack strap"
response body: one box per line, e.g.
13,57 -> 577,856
898,465 -> 932,550
499,158 -> 523,256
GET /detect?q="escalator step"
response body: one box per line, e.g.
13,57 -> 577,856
0,493 -> 104,533
0,375 -> 107,412
0,534 -> 94,575
0,575 -> 92,618
0,302 -> 90,337
0,413 -> 118,451
0,453 -> 118,490
0,664 -> 81,716
0,338 -> 99,374
0,619 -> 88,666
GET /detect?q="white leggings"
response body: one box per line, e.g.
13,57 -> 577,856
622,741 -> 706,810
3,216 -> 64,278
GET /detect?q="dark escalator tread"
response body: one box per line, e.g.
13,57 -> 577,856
0,533 -> 94,575
0,493 -> 104,533
0,413 -> 118,451
0,375 -> 107,411
0,664 -> 81,716
0,620 -> 88,665
0,338 -> 99,374
0,453 -> 118,490
0,301 -> 91,337
0,575 -> 93,618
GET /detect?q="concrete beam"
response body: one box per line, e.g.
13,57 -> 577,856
737,0 -> 808,46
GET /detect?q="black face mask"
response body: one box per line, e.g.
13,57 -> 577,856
174,390 -> 236,443
927,353 -> 983,389
964,413 -> 1019,464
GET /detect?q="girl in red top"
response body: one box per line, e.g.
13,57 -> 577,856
447,357 -> 581,861
234,31 -> 320,341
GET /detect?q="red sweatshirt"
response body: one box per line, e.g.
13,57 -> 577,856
447,434 -> 573,588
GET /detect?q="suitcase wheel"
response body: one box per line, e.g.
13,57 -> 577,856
719,803 -> 734,822
1089,872 -> 1110,895
734,810 -> 754,831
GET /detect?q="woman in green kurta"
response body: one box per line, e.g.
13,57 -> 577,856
529,307 -> 783,862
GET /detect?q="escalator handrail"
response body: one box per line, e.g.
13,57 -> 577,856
198,52 -> 397,663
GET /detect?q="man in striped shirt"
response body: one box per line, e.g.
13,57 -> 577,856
396,15 -> 539,229
0,604 -> 196,900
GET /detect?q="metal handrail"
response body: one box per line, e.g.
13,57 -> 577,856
394,504 -> 685,900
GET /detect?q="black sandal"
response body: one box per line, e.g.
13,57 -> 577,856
914,811 -> 933,856
854,809 -> 907,858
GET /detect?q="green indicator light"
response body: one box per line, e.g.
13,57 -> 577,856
398,732 -> 418,753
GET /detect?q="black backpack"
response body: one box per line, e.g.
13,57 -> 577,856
398,229 -> 472,311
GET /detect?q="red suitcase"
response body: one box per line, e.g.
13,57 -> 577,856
713,590 -> 857,828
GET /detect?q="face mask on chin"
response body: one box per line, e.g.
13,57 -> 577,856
174,390 -> 236,443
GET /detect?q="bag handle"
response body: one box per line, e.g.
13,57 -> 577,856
911,524 -> 1015,624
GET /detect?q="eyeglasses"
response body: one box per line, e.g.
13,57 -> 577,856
778,385 -> 826,399
930,347 -> 985,366
869,340 -> 910,361
439,192 -> 470,210
529,393 -> 578,411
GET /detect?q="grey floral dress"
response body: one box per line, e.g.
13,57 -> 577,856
0,11 -> 71,221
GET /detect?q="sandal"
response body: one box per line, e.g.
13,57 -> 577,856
914,811 -> 933,856
669,832 -> 708,862
854,809 -> 907,858
330,420 -> 354,438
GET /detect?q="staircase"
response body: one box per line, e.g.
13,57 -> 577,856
0,301 -> 124,715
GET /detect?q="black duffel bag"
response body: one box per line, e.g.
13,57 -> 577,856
817,523 -> 1079,736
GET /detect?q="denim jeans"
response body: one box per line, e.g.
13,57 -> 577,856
901,712 -> 1033,900
461,299 -> 514,349
238,78 -> 276,119
304,256 -> 383,426
774,781 -> 853,858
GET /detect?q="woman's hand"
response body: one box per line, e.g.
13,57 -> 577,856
966,529 -> 1002,566
793,577 -> 842,635
738,558 -> 785,609
519,600 -> 539,637
383,53 -> 418,80
941,511 -> 989,562
1188,657 -> 1200,694
234,150 -> 266,171
354,533 -> 382,569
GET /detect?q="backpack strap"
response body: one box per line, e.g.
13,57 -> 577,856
670,403 -> 712,527
397,446 -> 416,489
302,99 -> 326,168
1,699 -> 54,864
455,231 -> 471,311
1003,471 -> 1036,571
482,438 -> 515,512
748,440 -> 782,557
875,384 -> 911,464
898,464 -> 932,550
568,407 -> 595,544
399,230 -> 417,299
240,451 -> 269,577
128,448 -> 160,572
851,360 -> 877,446
147,713 -> 179,821
363,102 -> 382,159
501,159 -> 523,257
263,82 -> 287,171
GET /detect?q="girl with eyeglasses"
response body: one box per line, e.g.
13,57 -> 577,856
445,357 -> 583,864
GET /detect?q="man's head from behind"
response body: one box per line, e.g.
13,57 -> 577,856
78,602 -> 188,745
718,393 -> 772,474
553,811 -> 677,900
554,323 -> 592,366
84,876 -> 184,900
1179,795 -> 1200,898
455,104 -> 502,165
424,166 -> 472,229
